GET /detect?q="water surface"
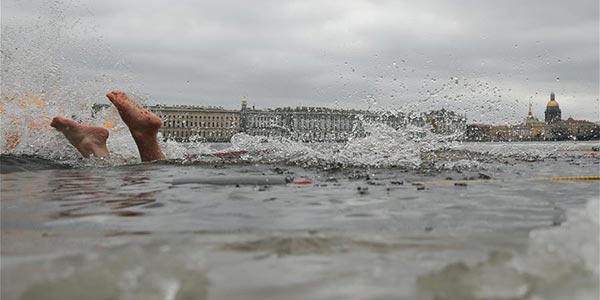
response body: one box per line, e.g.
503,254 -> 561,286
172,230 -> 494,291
1,141 -> 599,300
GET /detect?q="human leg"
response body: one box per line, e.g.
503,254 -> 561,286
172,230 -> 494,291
51,91 -> 165,162
50,117 -> 110,158
105,91 -> 165,162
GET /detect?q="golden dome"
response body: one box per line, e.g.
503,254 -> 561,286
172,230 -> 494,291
546,92 -> 559,108
546,99 -> 559,108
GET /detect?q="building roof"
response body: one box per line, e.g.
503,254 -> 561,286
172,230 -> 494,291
546,92 -> 560,108
546,99 -> 560,108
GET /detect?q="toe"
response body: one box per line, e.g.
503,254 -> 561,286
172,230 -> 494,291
50,117 -> 59,128
106,91 -> 118,103
106,91 -> 129,106
50,117 -> 67,129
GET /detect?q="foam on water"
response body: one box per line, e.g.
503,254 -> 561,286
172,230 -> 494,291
418,198 -> 599,300
226,122 -> 434,168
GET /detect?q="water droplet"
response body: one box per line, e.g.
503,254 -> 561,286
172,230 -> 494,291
556,77 -> 560,82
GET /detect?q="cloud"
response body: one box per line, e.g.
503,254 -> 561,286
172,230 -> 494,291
2,0 -> 598,123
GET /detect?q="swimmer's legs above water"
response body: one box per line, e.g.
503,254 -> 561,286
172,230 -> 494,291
105,91 -> 165,161
50,117 -> 110,158
51,91 -> 165,162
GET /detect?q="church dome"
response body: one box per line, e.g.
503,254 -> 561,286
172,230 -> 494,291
546,99 -> 559,108
546,92 -> 559,108
544,92 -> 562,124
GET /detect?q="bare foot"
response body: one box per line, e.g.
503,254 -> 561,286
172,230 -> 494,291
51,117 -> 110,158
106,91 -> 165,161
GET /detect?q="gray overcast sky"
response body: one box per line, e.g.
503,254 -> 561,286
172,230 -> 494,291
2,0 -> 599,124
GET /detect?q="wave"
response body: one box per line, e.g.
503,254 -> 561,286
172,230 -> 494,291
418,198 -> 599,300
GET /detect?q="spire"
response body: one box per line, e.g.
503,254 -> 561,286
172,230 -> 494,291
526,101 -> 535,121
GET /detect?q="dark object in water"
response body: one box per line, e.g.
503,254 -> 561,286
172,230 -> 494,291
478,173 -> 492,180
0,154 -> 72,174
454,182 -> 468,187
366,180 -> 384,186
592,146 -> 599,152
172,175 -> 292,186
357,186 -> 368,195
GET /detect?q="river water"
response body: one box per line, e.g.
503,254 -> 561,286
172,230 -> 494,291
1,140 -> 599,300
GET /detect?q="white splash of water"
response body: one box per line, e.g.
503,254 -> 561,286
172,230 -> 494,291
1,0 -> 137,166
419,198 -> 599,300
227,122 -> 452,168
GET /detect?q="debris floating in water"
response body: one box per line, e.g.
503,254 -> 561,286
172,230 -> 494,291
171,175 -> 292,186
291,179 -> 313,185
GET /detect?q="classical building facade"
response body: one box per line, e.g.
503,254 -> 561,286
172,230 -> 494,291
240,101 -> 466,142
241,105 -> 375,142
93,98 -> 468,143
147,105 -> 240,142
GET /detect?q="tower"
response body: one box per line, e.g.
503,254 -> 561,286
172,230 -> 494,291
240,96 -> 248,132
544,92 -> 561,124
241,96 -> 248,111
526,101 -> 535,121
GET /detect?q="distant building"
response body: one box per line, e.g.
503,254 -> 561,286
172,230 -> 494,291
240,99 -> 466,141
93,98 -> 468,143
465,93 -> 599,141
147,105 -> 240,142
488,125 -> 513,141
466,124 -> 492,141
544,92 -> 562,124
550,117 -> 599,140
522,101 -> 547,140
92,103 -> 241,142
241,104 -> 383,142
422,109 -> 467,136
